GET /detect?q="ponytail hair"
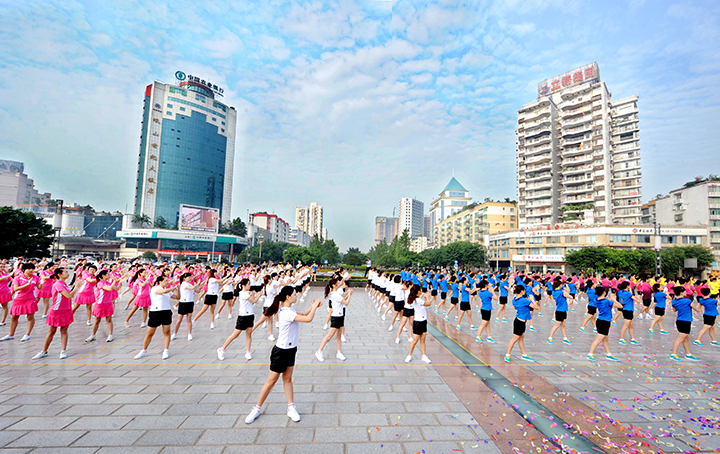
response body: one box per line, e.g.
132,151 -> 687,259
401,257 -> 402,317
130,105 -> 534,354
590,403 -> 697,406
51,267 -> 65,280
154,275 -> 167,286
240,278 -> 250,288
180,272 -> 192,282
96,270 -> 109,281
407,284 -> 421,306
325,277 -> 339,298
595,286 -> 606,298
267,285 -> 295,317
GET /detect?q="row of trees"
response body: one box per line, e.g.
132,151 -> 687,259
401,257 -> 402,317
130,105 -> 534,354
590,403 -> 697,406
0,207 -> 54,258
364,230 -> 486,269
241,236 -> 340,265
565,245 -> 715,279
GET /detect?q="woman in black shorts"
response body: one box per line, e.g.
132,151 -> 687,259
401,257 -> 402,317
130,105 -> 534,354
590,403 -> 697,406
315,277 -> 352,362
172,272 -> 202,342
217,279 -> 261,361
133,275 -> 180,360
394,280 -> 415,344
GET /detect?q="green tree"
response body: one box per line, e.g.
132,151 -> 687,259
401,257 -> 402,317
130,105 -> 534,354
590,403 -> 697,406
0,207 -> 55,258
661,246 -> 715,279
283,245 -> 315,265
565,246 -> 610,273
154,216 -> 169,229
142,251 -> 157,261
346,247 -> 362,255
248,241 -> 293,264
175,254 -> 188,262
344,252 -> 367,266
443,241 -> 486,268
367,239 -> 389,264
219,217 -> 247,237
133,213 -> 152,228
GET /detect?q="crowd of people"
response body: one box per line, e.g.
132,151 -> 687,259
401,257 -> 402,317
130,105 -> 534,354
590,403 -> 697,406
0,256 -> 718,423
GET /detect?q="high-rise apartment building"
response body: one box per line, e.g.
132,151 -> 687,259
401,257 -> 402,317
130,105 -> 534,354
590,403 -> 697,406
134,75 -> 237,227
430,177 -> 472,238
0,160 -> 52,207
295,202 -> 324,239
374,216 -> 398,244
250,212 -> 291,243
398,197 -> 424,238
516,62 -> 642,228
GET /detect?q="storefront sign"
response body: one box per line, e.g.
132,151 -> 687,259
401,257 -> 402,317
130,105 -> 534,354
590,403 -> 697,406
538,62 -> 600,97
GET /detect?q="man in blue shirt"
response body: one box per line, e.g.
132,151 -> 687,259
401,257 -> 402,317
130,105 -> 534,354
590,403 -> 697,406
648,283 -> 670,335
694,287 -> 719,347
670,287 -> 702,362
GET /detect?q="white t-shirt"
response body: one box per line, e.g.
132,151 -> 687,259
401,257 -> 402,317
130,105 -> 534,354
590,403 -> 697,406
180,282 -> 194,302
207,278 -> 220,295
330,290 -> 345,317
150,286 -> 172,311
237,290 -> 253,316
275,307 -> 299,349
264,281 -> 279,308
413,297 -> 428,322
404,290 -> 414,309
222,279 -> 234,293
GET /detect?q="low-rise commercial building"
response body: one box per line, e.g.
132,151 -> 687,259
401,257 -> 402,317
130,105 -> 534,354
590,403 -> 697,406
118,229 -> 247,262
433,201 -> 517,247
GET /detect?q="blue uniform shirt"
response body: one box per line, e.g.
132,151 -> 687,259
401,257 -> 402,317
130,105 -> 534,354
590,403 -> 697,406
479,290 -> 494,311
618,290 -> 634,311
653,291 -> 667,309
586,288 -> 597,307
513,297 -> 532,321
596,297 -> 614,321
552,288 -> 568,312
499,278 -> 509,297
439,278 -> 448,293
672,298 -> 694,322
699,297 -> 718,317
451,282 -> 459,298
460,284 -> 470,302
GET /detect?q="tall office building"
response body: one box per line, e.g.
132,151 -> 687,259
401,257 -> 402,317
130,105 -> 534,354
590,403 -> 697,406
516,62 -> 642,228
134,75 -> 237,227
398,197 -> 424,238
430,177 -> 472,241
295,202 -> 324,239
374,216 -> 398,244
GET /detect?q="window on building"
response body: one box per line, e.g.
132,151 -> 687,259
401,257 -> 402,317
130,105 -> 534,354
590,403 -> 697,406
547,247 -> 562,255
565,236 -> 579,243
675,214 -> 683,222
516,248 -> 526,255
212,117 -> 216,121
636,235 -> 651,243
529,237 -> 542,244
530,247 -> 542,255
196,94 -> 205,102
167,104 -> 173,108
547,236 -> 561,244
609,234 -> 631,243
515,238 -> 525,245
501,250 -> 509,258
180,107 -> 185,111
683,236 -> 700,245
662,235 -> 677,244
585,235 -> 598,243
166,111 -> 172,115
501,239 -> 510,246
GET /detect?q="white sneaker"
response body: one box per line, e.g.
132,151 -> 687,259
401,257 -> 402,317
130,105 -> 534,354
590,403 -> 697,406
262,321 -> 268,328
268,335 -> 275,341
421,355 -> 432,363
323,323 -> 328,330
0,335 -> 13,341
245,406 -> 262,424
140,322 -> 147,328
381,314 -> 386,321
20,334 -> 30,342
405,355 -> 412,363
336,352 -> 346,361
85,335 -> 96,343
395,337 -> 400,344
341,335 -> 347,343
210,322 -> 215,330
215,313 -> 220,320
134,350 -> 147,360
124,321 -> 130,328
162,349 -> 169,360
408,337 -> 413,343
33,351 -> 48,360
245,351 -> 252,360
403,326 -> 408,332
287,406 -> 301,422
59,350 -> 67,359
42,314 -> 47,318
170,333 -> 177,341
86,320 -> 92,326
217,348 -> 225,361
106,335 -> 114,342
0,322 -> 5,326
188,333 -> 193,341
377,306 -> 381,313
315,350 -> 325,362
228,313 -> 232,319
388,324 -> 394,332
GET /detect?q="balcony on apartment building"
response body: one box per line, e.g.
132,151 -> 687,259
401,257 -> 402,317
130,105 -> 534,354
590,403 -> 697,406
525,189 -> 552,200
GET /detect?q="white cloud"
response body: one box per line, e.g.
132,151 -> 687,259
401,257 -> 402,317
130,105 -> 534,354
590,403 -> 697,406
202,28 -> 243,59
410,73 -> 433,84
261,35 -> 291,60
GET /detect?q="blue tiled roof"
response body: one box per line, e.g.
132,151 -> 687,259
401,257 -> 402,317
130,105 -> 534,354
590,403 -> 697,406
443,177 -> 467,192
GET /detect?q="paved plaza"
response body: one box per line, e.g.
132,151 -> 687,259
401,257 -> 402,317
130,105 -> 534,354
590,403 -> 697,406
0,287 -> 718,453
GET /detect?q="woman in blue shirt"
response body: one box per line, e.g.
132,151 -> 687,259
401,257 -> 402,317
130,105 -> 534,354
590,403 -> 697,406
504,285 -> 540,363
548,277 -> 572,345
495,274 -> 510,323
445,276 -> 460,322
670,287 -> 702,362
475,280 -> 498,343
579,280 -> 598,333
436,274 -> 449,315
587,286 -> 623,361
616,281 -> 643,346
456,277 -> 476,331
694,287 -> 719,347
648,283 -> 670,335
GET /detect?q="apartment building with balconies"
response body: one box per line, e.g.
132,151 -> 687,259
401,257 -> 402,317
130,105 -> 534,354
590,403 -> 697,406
433,201 -> 516,248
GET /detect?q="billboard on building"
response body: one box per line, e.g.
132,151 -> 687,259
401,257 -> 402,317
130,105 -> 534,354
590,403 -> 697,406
180,205 -> 219,233
537,62 -> 600,97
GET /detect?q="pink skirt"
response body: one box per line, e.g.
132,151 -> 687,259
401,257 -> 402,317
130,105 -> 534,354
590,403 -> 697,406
75,292 -> 96,305
92,303 -> 114,318
110,289 -> 119,300
131,285 -> 139,296
10,297 -> 38,316
37,285 -> 53,299
0,289 -> 11,304
134,293 -> 151,308
46,309 -> 73,327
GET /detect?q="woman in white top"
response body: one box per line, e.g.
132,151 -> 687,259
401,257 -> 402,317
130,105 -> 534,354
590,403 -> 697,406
217,278 -> 261,361
252,273 -> 280,340
217,266 -> 237,320
245,286 -> 323,424
134,275 -> 180,360
394,280 -> 415,345
405,284 -> 432,364
172,273 -> 202,342
315,276 -> 352,362
192,269 -> 229,330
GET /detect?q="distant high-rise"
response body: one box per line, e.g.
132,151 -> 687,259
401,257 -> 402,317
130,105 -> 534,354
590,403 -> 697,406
295,202 -> 324,239
375,216 -> 398,244
134,76 -> 237,227
0,160 -> 52,207
516,62 -> 642,227
398,198 -> 424,239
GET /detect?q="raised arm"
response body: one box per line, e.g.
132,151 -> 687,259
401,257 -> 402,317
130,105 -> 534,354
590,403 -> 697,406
295,299 -> 323,323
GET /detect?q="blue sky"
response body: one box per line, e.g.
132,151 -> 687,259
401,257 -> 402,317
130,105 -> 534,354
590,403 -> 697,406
1,0 -> 719,251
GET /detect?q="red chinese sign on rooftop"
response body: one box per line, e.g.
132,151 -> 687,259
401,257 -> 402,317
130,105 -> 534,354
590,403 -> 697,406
537,62 -> 600,97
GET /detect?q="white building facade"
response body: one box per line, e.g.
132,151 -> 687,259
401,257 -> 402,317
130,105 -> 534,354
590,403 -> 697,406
398,197 -> 424,239
295,202 -> 324,239
430,177 -> 472,243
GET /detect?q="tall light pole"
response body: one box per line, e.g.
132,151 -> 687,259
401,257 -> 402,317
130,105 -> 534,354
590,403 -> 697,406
654,221 -> 662,277
495,222 -> 500,273
258,233 -> 265,263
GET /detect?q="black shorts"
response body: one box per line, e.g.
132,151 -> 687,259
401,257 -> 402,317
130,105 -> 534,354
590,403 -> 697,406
460,301 -> 471,312
569,293 -> 576,300
499,296 -> 508,305
587,306 -> 597,315
547,290 -> 552,296
703,315 -> 716,326
622,310 -> 634,320
450,297 -> 458,305
440,292 -> 447,300
431,289 -> 438,296
533,293 -> 541,301
676,320 -> 691,335
204,294 -> 218,305
513,318 -> 526,336
402,308 -> 415,318
178,302 -> 194,315
270,346 -> 297,373
384,289 -> 390,296
250,285 -> 263,292
596,319 -> 610,336
394,300 -> 404,312
655,307 -> 665,317
263,306 -> 273,317
233,288 -> 240,297
642,299 -> 651,307
555,311 -> 567,322
481,309 -> 491,321
235,315 -> 255,331
412,320 -> 427,335
330,315 -> 345,329
221,292 -> 234,301
148,309 -> 172,328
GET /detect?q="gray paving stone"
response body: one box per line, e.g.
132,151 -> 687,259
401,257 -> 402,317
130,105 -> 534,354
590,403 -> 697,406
224,446 -> 285,454
65,416 -> 133,430
124,416 -> 187,430
58,404 -> 122,416
6,416 -> 78,431
340,413 -> 391,426
96,448 -> 161,454
403,441 -> 464,453
256,427 -> 314,444
315,426 -> 369,442
178,415 -> 239,429
30,449 -> 98,454
0,430 -> 26,447
196,428 -> 259,444
152,393 -> 204,404
105,394 -> 159,404
347,442 -> 405,454
160,448 -> 224,454
4,404 -> 71,417
113,404 -> 170,415
285,445 -> 345,454
314,402 -> 360,413
135,429 -> 203,446
421,425 -> 478,441
53,394 -> 112,405
369,426 -> 424,442
73,429 -> 145,446
7,430 -> 86,447
164,403 -> 220,416
0,449 -> 30,454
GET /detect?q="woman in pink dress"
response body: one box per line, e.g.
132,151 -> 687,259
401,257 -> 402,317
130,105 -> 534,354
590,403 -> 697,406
0,263 -> 46,342
108,263 -> 123,311
125,269 -> 152,327
32,267 -> 80,359
86,270 -> 122,343
0,262 -> 13,326
72,265 -> 98,326
38,262 -> 57,318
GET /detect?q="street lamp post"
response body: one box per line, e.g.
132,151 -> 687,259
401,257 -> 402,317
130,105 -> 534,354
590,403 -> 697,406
258,233 -> 265,263
654,221 -> 662,277
495,222 -> 500,273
